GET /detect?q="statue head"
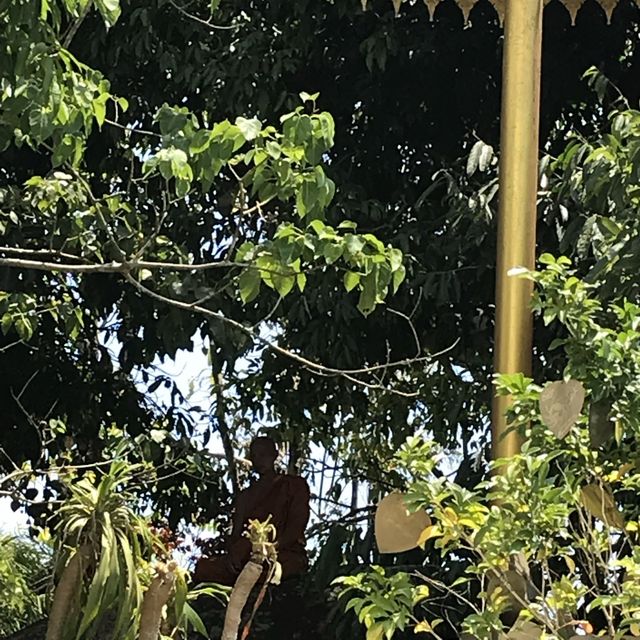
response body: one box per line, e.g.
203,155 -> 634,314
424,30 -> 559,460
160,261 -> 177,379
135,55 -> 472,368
249,436 -> 278,476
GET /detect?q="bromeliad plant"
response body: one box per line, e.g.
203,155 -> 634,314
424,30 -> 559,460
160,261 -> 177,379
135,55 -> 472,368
338,256 -> 640,639
46,460 -> 217,640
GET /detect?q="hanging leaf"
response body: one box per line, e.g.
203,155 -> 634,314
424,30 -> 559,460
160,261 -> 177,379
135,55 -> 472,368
588,398 -> 614,449
392,0 -> 402,15
238,268 -> 261,304
417,524 -> 441,548
367,623 -> 385,640
580,483 -> 624,529
375,492 -> 431,554
466,140 -> 493,176
466,140 -> 484,176
235,116 -> 262,141
539,379 -> 585,439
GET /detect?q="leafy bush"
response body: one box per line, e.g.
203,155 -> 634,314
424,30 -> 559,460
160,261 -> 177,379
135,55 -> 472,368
0,534 -> 51,636
338,256 -> 640,639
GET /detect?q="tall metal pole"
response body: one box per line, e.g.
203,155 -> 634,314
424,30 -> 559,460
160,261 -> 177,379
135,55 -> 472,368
492,0 -> 544,461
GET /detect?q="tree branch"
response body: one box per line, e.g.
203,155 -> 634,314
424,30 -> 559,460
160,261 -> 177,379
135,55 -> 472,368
123,272 -> 452,396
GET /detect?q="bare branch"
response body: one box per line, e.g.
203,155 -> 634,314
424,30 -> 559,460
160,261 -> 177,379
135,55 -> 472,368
104,118 -> 162,139
0,255 -> 238,273
387,307 -> 422,358
123,272 -> 454,391
169,0 -> 239,31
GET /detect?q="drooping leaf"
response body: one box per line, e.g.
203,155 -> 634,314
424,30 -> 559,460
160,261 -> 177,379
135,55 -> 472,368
238,268 -> 261,304
580,483 -> 624,530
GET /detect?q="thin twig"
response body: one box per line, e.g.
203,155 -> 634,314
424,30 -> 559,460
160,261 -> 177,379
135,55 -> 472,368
61,2 -> 91,48
104,118 -> 163,139
169,0 -> 239,31
387,307 -> 422,357
124,271 -> 455,390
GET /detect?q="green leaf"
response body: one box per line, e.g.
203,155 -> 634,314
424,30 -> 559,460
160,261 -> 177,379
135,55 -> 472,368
235,116 -> 262,141
300,91 -> 320,103
93,98 -> 107,128
95,0 -> 121,26
77,536 -> 112,635
238,268 -> 261,303
15,317 -> 33,341
317,112 -> 335,147
344,271 -> 360,293
345,235 -> 365,256
296,272 -> 307,292
189,130 -> 212,154
272,271 -> 296,297
392,265 -> 406,293
388,248 -> 403,271
183,602 -> 208,637
323,243 -> 343,264
309,220 -> 325,234
210,0 -> 221,12
236,242 -> 256,262
358,271 -> 378,316
1,313 -> 12,335
366,623 -> 385,640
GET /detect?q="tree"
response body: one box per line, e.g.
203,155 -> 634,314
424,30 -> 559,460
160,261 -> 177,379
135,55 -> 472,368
0,0 -> 406,528
4,0 -> 640,499
4,2 -> 640,637
338,255 -> 640,639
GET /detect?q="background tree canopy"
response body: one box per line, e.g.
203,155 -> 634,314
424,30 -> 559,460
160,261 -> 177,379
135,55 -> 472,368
3,0 -> 640,637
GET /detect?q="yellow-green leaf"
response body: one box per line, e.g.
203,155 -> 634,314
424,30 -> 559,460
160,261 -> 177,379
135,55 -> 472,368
417,524 -> 441,549
414,621 -> 432,634
367,623 -> 385,640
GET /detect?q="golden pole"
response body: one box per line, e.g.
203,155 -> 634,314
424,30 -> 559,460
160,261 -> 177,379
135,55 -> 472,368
492,0 -> 543,461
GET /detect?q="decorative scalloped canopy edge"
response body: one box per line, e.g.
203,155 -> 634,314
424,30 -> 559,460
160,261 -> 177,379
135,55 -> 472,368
363,0 -> 640,26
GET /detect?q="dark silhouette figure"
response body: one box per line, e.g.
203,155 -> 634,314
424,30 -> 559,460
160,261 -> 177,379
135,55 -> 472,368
195,437 -> 310,586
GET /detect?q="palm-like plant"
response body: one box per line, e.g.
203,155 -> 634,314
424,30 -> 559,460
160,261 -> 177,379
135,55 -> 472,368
45,460 -> 226,640
47,461 -> 156,640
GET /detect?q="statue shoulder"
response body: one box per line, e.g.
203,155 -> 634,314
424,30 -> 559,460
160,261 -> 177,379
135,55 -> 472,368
283,474 -> 310,494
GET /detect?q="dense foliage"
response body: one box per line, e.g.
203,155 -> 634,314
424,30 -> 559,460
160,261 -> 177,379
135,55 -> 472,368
0,535 -> 50,636
340,254 -> 640,638
3,0 -> 640,638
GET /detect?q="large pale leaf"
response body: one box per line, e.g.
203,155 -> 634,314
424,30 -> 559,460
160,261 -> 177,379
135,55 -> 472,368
505,620 -> 544,639
375,492 -> 431,554
539,379 -> 585,438
580,483 -> 624,529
